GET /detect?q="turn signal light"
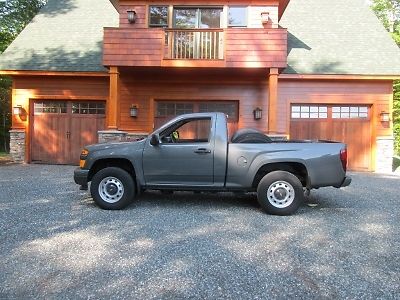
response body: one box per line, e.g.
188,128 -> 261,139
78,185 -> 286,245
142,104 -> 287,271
79,149 -> 89,168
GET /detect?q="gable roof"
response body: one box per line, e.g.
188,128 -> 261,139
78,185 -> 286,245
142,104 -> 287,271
0,0 -> 118,72
1,0 -> 399,76
281,0 -> 400,75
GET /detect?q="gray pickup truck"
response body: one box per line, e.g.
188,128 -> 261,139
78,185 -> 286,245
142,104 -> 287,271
74,112 -> 351,215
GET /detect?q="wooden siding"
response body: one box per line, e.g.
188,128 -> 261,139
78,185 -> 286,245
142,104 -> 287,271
103,27 -> 287,69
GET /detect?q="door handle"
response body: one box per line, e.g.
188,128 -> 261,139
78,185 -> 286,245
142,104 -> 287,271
66,131 -> 71,139
194,148 -> 211,154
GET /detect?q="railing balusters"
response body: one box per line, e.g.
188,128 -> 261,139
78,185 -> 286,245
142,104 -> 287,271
164,29 -> 223,60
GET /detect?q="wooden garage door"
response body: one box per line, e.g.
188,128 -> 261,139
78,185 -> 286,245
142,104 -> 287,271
154,101 -> 239,137
290,105 -> 372,171
31,101 -> 105,165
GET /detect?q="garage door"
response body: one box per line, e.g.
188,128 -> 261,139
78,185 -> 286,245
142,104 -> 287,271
31,101 -> 105,165
290,104 -> 372,171
154,101 -> 239,136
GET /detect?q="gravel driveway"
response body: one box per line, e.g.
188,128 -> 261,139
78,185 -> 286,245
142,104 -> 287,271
0,164 -> 399,299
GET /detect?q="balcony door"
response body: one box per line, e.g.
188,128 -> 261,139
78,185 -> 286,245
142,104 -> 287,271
173,7 -> 223,29
169,7 -> 224,59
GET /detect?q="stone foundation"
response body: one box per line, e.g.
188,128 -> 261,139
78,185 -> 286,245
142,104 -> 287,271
9,129 -> 25,163
98,131 -> 148,143
375,136 -> 394,173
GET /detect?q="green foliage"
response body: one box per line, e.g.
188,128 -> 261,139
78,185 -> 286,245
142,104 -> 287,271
0,0 -> 47,152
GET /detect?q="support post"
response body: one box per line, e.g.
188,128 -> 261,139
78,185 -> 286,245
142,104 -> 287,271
107,66 -> 120,129
268,68 -> 279,134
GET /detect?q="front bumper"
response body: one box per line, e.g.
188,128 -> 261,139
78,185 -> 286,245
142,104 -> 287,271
340,176 -> 352,188
74,168 -> 89,186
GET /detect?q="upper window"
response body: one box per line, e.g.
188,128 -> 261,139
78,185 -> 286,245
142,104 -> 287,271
72,102 -> 105,115
157,102 -> 194,117
291,105 -> 328,119
149,6 -> 168,27
332,106 -> 368,119
228,7 -> 247,27
34,102 -> 67,114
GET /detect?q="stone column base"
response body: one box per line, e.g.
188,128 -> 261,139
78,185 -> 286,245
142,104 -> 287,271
98,130 -> 128,143
376,136 -> 394,173
9,129 -> 25,163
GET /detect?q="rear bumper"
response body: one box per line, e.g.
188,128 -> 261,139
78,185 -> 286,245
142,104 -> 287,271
338,176 -> 352,188
74,168 -> 89,186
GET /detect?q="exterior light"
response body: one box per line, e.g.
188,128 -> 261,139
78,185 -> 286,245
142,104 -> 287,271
13,105 -> 23,115
253,107 -> 262,120
380,111 -> 390,122
127,10 -> 137,24
261,12 -> 270,24
130,105 -> 138,117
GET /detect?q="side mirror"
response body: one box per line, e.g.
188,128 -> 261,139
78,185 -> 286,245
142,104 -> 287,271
150,134 -> 160,146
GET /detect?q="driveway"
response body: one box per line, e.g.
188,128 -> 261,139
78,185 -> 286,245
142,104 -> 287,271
0,164 -> 399,299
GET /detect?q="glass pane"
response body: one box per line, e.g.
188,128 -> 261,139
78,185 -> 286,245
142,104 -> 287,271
174,8 -> 197,28
310,113 -> 318,118
149,6 -> 168,27
310,106 -> 318,113
228,7 -> 247,27
341,112 -> 350,118
332,112 -> 340,119
350,112 -> 359,118
319,113 -> 327,119
359,107 -> 368,113
200,8 -> 222,28
291,112 -> 300,118
292,106 -> 300,112
341,107 -> 350,113
319,106 -> 328,112
301,106 -> 309,112
332,107 -> 340,113
300,113 -> 309,118
350,107 -> 358,113
359,112 -> 368,118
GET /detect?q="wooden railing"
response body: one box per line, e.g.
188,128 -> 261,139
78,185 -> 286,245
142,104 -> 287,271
164,29 -> 224,60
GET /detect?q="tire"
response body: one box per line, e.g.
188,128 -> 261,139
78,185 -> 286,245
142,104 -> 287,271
231,128 -> 272,143
90,167 -> 136,210
257,171 -> 304,215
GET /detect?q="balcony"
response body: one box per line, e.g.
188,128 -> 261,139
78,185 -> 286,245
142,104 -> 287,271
103,27 -> 287,69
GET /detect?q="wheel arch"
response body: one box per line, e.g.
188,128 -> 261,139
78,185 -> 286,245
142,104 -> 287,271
252,162 -> 309,189
88,158 -> 137,183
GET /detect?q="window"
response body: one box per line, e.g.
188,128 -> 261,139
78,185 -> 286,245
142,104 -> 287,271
291,105 -> 328,119
173,7 -> 223,29
149,6 -> 168,27
228,7 -> 247,27
332,106 -> 368,119
72,102 -> 105,115
157,102 -> 193,117
160,118 -> 211,143
34,102 -> 67,114
199,102 -> 238,121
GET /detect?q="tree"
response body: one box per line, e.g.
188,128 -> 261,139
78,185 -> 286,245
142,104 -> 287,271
371,0 -> 400,156
0,0 -> 47,152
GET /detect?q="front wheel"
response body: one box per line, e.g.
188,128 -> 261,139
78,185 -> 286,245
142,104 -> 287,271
90,167 -> 136,210
257,171 -> 304,215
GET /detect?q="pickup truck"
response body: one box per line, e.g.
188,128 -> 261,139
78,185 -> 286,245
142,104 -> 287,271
74,112 -> 351,215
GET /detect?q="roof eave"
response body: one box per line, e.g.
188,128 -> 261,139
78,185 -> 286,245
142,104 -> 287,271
278,0 -> 290,20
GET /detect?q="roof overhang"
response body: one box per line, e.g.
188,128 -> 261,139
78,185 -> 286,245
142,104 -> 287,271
278,0 -> 291,20
279,74 -> 400,80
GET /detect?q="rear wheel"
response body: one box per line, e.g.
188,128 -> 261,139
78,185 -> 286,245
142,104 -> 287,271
257,171 -> 304,215
90,167 -> 136,210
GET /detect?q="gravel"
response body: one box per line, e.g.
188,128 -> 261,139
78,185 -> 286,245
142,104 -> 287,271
0,164 -> 399,299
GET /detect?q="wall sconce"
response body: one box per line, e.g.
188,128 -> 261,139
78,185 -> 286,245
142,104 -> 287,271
127,10 -> 137,24
13,105 -> 23,115
380,111 -> 390,122
130,105 -> 138,117
261,12 -> 270,24
253,107 -> 263,120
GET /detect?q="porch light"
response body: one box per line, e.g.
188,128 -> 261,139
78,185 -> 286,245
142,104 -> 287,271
253,107 -> 263,120
127,10 -> 137,24
380,111 -> 390,122
130,105 -> 138,117
13,105 -> 23,116
261,12 -> 270,24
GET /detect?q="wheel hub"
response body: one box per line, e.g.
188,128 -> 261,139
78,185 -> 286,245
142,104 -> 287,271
267,180 -> 295,208
98,177 -> 124,203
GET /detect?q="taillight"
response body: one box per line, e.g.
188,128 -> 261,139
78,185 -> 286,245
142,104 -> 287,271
340,148 -> 348,172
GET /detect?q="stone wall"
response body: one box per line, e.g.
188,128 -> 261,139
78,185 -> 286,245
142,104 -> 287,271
9,129 -> 25,162
98,131 -> 148,143
375,136 -> 394,173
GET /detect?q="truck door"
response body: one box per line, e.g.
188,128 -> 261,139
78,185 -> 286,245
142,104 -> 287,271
143,117 -> 214,186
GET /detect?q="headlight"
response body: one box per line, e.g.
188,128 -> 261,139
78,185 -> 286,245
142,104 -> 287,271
79,149 -> 89,168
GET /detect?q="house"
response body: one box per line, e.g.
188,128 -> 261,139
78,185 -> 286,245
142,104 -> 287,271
0,0 -> 399,172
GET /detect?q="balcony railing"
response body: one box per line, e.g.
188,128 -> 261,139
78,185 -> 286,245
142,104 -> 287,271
164,29 -> 224,60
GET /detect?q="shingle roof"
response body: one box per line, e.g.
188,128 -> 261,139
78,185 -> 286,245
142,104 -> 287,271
281,0 -> 400,75
0,0 -> 118,72
1,0 -> 400,75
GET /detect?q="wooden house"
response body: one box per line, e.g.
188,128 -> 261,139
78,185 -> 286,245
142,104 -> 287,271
1,0 -> 400,172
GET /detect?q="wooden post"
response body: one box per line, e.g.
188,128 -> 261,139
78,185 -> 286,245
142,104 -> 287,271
268,68 -> 279,134
107,66 -> 119,129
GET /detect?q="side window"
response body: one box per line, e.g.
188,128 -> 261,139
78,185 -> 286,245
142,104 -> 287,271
160,118 -> 212,144
149,6 -> 168,27
228,7 -> 247,27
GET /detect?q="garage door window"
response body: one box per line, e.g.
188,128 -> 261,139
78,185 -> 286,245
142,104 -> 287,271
72,102 -> 105,115
332,106 -> 368,119
291,105 -> 327,119
34,102 -> 67,114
